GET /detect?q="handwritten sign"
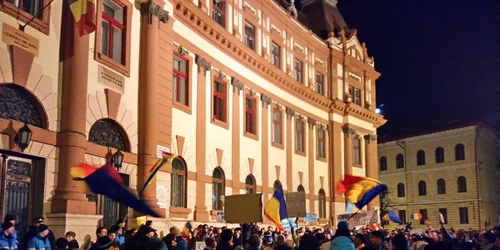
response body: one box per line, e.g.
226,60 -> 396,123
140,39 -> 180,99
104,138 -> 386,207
336,210 -> 379,227
98,65 -> 125,91
2,23 -> 39,57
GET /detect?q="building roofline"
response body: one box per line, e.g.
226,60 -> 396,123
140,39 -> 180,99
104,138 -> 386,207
378,121 -> 497,144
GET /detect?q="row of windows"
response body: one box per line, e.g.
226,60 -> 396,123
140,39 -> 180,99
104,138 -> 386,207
396,207 -> 469,225
410,176 -> 467,196
174,54 -> 328,159
171,157 -> 328,217
211,0 -> 327,95
379,143 -> 466,171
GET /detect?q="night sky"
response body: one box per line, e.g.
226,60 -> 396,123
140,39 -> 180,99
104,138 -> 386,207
336,0 -> 500,136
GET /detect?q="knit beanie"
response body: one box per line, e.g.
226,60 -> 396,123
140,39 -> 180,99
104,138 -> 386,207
337,221 -> 349,230
1,222 -> 13,231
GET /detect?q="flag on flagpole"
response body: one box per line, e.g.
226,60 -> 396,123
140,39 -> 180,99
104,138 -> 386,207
68,0 -> 97,36
263,186 -> 288,230
336,175 -> 388,210
181,221 -> 193,242
139,151 -> 176,195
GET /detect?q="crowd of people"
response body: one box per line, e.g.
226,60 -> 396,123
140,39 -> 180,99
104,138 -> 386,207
1,213 -> 500,250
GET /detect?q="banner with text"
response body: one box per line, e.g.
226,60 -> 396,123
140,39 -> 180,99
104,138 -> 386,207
336,210 -> 380,227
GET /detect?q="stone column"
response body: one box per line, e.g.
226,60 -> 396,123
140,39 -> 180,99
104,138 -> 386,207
343,127 -> 355,176
261,94 -> 271,193
194,55 -> 211,221
364,134 -> 379,210
136,0 -> 170,217
231,78 -> 243,194
307,118 -> 315,213
51,0 -> 96,215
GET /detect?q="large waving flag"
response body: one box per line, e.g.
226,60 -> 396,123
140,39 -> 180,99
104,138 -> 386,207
71,163 -> 160,217
181,221 -> 193,242
264,186 -> 288,230
68,0 -> 97,36
388,210 -> 403,224
336,175 -> 388,210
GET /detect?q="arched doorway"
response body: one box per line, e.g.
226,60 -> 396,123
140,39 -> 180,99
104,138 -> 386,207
88,119 -> 130,227
0,84 -> 48,128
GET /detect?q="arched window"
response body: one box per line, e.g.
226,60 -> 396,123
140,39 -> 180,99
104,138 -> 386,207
212,168 -> 225,210
437,178 -> 446,194
297,185 -> 305,193
170,157 -> 187,207
318,189 -> 326,219
0,84 -> 47,128
435,147 -> 445,163
416,150 -> 426,166
396,154 -> 404,169
273,180 -> 283,191
245,175 -> 256,194
418,181 -> 427,196
379,156 -> 387,171
397,183 -> 405,197
457,176 -> 467,193
88,119 -> 130,152
455,144 -> 465,161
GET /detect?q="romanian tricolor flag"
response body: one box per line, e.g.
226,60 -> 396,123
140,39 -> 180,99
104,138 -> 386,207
138,151 -> 176,196
68,0 -> 97,36
264,186 -> 288,230
181,221 -> 193,242
336,175 -> 388,210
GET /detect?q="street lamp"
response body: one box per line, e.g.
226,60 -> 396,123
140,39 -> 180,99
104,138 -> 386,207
16,123 -> 32,152
112,150 -> 124,171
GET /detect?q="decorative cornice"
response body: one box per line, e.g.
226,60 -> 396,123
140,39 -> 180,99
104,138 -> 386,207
217,70 -> 226,80
248,89 -> 256,97
296,115 -> 304,121
285,107 -> 295,117
274,102 -> 282,110
307,117 -> 316,126
342,127 -> 356,135
141,0 -> 169,24
195,54 -> 211,71
231,77 -> 244,91
177,45 -> 188,56
364,134 -> 377,141
260,94 -> 272,105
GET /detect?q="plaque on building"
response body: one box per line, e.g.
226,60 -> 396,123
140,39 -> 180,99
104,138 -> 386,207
98,65 -> 125,92
2,23 -> 39,57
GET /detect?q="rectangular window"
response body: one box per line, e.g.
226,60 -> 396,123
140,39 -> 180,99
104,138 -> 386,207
295,120 -> 305,153
6,0 -> 42,17
245,21 -> 255,50
317,128 -> 325,159
398,210 -> 407,224
101,0 -> 126,64
459,207 -> 469,224
272,108 -> 283,145
173,56 -> 188,106
295,59 -> 303,83
438,208 -> 448,224
272,42 -> 280,68
212,0 -> 225,27
245,96 -> 257,135
419,209 -> 428,225
348,86 -> 361,105
316,73 -> 324,95
353,138 -> 361,165
213,81 -> 226,122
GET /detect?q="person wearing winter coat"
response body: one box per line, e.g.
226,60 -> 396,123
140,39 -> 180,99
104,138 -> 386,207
0,221 -> 17,250
329,221 -> 355,250
27,224 -> 52,250
21,217 -> 55,250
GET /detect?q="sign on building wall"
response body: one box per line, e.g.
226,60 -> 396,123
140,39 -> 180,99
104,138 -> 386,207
97,65 -> 125,92
156,185 -> 168,208
2,23 -> 39,57
156,145 -> 171,158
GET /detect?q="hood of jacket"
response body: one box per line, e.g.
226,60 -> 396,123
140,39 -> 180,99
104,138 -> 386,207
330,236 -> 355,250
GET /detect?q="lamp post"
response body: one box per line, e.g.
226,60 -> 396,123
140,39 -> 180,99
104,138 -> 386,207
16,123 -> 32,152
112,150 -> 124,171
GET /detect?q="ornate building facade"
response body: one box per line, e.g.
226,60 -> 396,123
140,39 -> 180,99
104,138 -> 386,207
0,0 -> 384,240
378,122 -> 500,230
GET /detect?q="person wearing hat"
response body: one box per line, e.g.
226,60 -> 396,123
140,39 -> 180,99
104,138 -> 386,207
0,221 -> 17,249
127,226 -> 166,250
3,215 -> 17,248
329,221 -> 354,250
21,217 -> 55,250
27,224 -> 51,250
55,238 -> 68,250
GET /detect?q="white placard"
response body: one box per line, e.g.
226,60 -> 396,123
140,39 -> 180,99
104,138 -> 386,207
156,145 -> 171,158
156,185 -> 168,209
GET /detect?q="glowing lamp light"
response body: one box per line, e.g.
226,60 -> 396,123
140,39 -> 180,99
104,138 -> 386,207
375,108 -> 381,114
